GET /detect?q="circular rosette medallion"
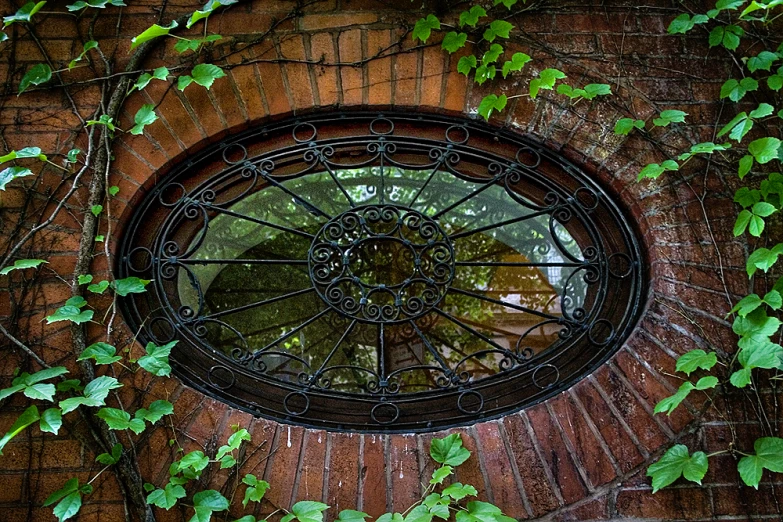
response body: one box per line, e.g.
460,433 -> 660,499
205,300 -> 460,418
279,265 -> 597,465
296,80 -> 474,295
308,205 -> 454,323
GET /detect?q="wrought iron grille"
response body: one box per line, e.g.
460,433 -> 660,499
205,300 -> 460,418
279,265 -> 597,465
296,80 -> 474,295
118,112 -> 645,432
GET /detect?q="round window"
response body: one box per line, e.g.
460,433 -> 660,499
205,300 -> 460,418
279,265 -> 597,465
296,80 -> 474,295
118,113 -> 645,432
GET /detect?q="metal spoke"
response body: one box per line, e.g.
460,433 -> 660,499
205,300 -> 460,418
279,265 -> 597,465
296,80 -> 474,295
255,165 -> 332,219
456,261 -> 586,268
253,308 -> 331,355
408,156 -> 446,207
202,203 -> 315,239
431,175 -> 503,219
449,208 -> 552,240
320,160 -> 357,207
309,319 -> 358,384
408,320 -> 452,375
432,307 -> 513,354
204,287 -> 316,320
447,286 -> 563,321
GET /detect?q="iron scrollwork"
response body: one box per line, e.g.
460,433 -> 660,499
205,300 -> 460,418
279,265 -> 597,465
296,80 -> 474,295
118,113 -> 645,432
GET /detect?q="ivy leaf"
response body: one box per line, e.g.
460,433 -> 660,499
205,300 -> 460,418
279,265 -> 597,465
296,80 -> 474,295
135,399 -> 174,423
3,1 -> 46,27
730,294 -> 764,316
18,63 -> 52,94
412,14 -> 440,43
97,408 -> 146,434
614,118 -> 644,136
476,93 -> 506,121
376,514 -> 404,522
667,13 -> 709,34
0,166 -> 33,190
441,32 -> 467,53
720,77 -> 758,102
482,43 -> 504,64
96,442 -> 123,465
654,381 -> 694,415
493,0 -> 518,9
78,342 -> 122,365
242,474 -> 270,507
286,501 -> 330,522
738,437 -> 783,488
647,444 -> 708,492
750,103 -> 775,119
129,104 -> 158,135
0,258 -> 47,275
748,137 -> 781,164
46,296 -> 93,325
130,21 -> 178,50
137,340 -> 176,376
132,66 -> 169,92
474,64 -> 496,85
442,482 -> 477,500
180,64 -> 226,91
457,55 -> 477,76
695,376 -> 719,390
459,5 -> 486,27
501,52 -> 531,78
86,114 -> 115,131
40,408 -> 62,434
147,482 -> 186,510
24,382 -> 56,401
403,505 -> 432,522
769,74 -> 783,91
764,290 -> 782,310
91,204 -> 103,217
66,0 -> 125,11
529,68 -> 566,99
429,465 -> 453,485
112,276 -> 151,296
179,450 -> 210,472
738,154 -> 754,179
336,510 -> 370,522
77,274 -> 93,285
708,24 -> 744,50
746,244 -> 783,276
738,339 -> 783,372
483,20 -> 513,42
186,0 -> 237,29
87,280 -> 109,294
430,433 -> 471,466
637,160 -> 678,181
747,50 -> 778,72
653,110 -> 687,127
0,405 -> 40,454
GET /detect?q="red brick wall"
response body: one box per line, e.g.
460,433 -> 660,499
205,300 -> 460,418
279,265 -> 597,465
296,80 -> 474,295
0,0 -> 772,520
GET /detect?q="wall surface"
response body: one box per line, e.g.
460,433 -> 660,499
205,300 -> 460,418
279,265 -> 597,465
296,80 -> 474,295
0,0 -> 776,521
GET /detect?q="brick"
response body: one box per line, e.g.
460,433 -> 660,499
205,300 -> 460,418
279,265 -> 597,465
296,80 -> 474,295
279,34 -> 316,112
388,434 -> 421,513
293,430 -> 327,503
365,30 -> 392,106
264,425 -> 305,510
616,486 -> 711,519
338,29 -> 364,106
359,433 -> 388,517
254,43 -> 292,117
474,422 -> 528,519
325,432 -> 360,519
310,32 -> 340,106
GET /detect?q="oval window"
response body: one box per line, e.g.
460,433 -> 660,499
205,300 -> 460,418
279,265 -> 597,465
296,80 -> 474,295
118,113 -> 645,432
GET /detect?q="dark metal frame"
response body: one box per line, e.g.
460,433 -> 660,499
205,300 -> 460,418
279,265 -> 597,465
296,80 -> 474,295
117,112 -> 646,432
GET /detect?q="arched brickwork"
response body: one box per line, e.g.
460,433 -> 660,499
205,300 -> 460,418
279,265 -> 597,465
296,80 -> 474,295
0,1 -> 770,521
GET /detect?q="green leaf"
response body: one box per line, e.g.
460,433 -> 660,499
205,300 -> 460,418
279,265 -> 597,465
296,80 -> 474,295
135,399 -> 174,423
0,405 -> 40,454
184,63 -> 226,90
750,103 -> 775,119
667,13 -> 709,34
457,55 -> 477,76
336,510 -> 370,522
442,482 -> 477,500
0,146 -> 46,163
66,0 -> 126,11
695,376 -> 719,390
0,383 -> 24,401
0,166 -> 33,190
40,408 -> 62,435
474,64 -> 496,85
753,201 -> 776,217
720,77 -> 758,102
747,51 -> 778,72
97,407 -> 146,434
129,104 -> 158,135
86,114 -> 116,131
483,20 -> 513,42
77,274 -> 93,285
746,244 -> 783,276
79,342 -> 122,365
501,52 -> 531,78
0,259 -> 47,275
708,24 -> 744,50
412,14 -> 440,43
653,109 -> 687,127
137,340 -> 176,376
738,437 -> 783,488
730,294 -> 763,316
430,465 -> 453,484
56,380 -> 83,393
131,21 -> 178,50
87,280 -> 109,294
288,500 -> 330,522
529,68 -> 566,99
376,514 -> 404,522
730,367 -> 752,388
112,276 -> 151,296
430,433 -> 471,466
764,290 -> 782,310
90,204 -> 103,217
3,1 -> 46,27
403,505 -> 432,522
46,298 -> 93,325
96,442 -> 123,465
132,66 -> 169,91
242,474 -> 270,507
739,154 -> 754,179
85,375 -> 123,403
24,382 -> 56,401
477,94 -> 507,121
748,137 -> 781,164
179,450 -> 210,472
109,185 -> 120,196
739,339 -> 783,371
654,381 -> 694,415
441,32 -> 467,53
52,491 -> 82,522
769,74 -> 783,91
494,0 -> 519,8
482,43 -> 504,64
459,6 -> 486,27
646,444 -> 708,492
582,83 -> 612,99
147,482 -> 186,510
19,63 -> 52,94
